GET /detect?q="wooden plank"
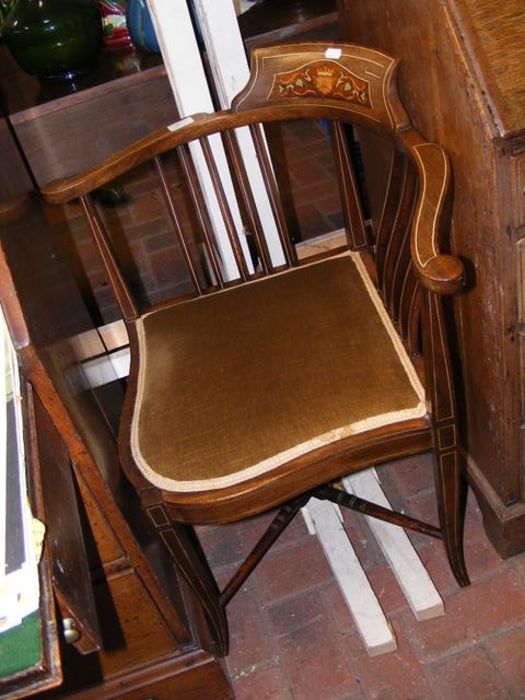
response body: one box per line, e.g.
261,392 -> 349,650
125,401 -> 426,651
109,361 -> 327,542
97,320 -> 128,352
80,352 -> 125,389
306,498 -> 397,656
68,328 -> 106,362
146,0 -> 253,280
108,348 -> 131,381
343,469 -> 444,621
192,0 -> 285,267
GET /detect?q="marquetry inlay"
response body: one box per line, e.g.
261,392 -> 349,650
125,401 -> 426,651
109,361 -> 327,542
270,60 -> 371,106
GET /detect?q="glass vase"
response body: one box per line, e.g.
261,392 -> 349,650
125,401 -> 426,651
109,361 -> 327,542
1,0 -> 104,81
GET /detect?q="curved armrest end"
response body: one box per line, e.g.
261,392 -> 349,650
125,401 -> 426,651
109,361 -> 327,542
418,254 -> 464,295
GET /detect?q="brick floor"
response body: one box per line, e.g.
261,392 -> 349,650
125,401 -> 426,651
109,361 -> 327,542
196,453 -> 525,699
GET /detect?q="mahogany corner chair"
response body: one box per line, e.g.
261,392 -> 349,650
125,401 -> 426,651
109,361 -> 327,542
42,43 -> 470,656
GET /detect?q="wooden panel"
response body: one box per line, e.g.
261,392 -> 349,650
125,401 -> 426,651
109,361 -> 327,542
239,0 -> 338,53
61,652 -> 231,700
43,570 -> 185,695
338,0 -> 525,554
13,76 -> 180,187
74,476 -> 125,568
93,570 -> 179,676
34,394 -> 101,654
449,0 -> 525,136
0,45 -> 165,118
514,154 -> 525,225
0,118 -> 33,201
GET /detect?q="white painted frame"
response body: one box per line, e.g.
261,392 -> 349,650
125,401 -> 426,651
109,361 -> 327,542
146,0 -> 254,280
191,0 -> 285,266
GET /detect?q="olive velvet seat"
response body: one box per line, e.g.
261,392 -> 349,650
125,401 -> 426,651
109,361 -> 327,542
131,253 -> 426,493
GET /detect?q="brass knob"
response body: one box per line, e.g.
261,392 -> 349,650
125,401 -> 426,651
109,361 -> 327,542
63,618 -> 81,644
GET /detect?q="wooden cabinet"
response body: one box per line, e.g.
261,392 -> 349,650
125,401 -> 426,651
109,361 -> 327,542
0,47 -> 180,191
0,196 -> 231,699
338,0 -> 525,556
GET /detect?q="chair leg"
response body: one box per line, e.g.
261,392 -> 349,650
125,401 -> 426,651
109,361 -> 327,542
433,448 -> 470,587
146,503 -> 229,656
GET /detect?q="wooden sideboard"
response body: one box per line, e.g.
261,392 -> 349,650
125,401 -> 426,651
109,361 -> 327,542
338,0 -> 525,556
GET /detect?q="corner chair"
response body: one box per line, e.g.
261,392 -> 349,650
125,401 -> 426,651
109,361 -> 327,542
42,42 -> 471,657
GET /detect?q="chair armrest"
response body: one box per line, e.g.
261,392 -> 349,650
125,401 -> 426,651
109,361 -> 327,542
408,141 -> 464,295
41,114 -> 212,205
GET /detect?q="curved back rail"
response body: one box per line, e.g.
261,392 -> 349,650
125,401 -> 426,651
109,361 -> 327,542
41,42 -> 464,352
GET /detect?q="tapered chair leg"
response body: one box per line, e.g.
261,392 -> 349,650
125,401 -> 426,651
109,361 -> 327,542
433,449 -> 470,587
146,504 -> 229,656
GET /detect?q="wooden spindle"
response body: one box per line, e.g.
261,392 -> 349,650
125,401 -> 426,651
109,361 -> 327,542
249,123 -> 296,267
176,145 -> 224,289
154,156 -> 203,295
199,136 -> 250,282
220,493 -> 310,606
399,267 -> 422,352
79,194 -> 138,321
374,149 -> 406,293
315,484 -> 442,540
222,130 -> 272,274
383,162 -> 417,319
330,121 -> 368,251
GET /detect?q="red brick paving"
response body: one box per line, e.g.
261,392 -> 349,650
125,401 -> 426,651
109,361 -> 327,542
427,647 -> 511,700
277,615 -> 361,700
198,454 -> 525,699
231,662 -> 292,700
486,625 -> 525,695
253,537 -> 334,606
343,626 -> 437,700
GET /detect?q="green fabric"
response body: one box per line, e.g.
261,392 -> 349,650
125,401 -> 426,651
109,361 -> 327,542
0,611 -> 42,678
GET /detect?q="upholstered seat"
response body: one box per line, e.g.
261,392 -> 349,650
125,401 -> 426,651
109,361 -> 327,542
131,253 -> 426,492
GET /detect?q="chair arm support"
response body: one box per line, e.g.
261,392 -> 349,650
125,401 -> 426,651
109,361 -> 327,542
408,140 -> 464,295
